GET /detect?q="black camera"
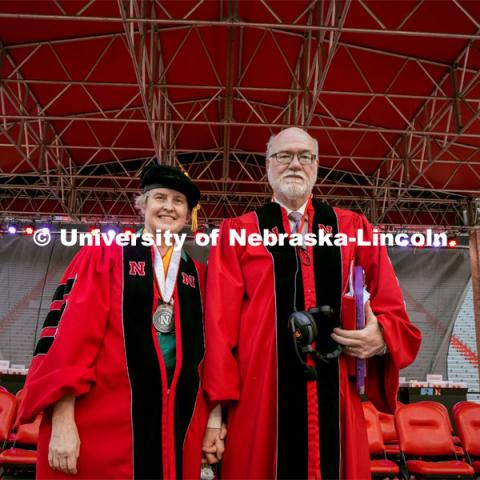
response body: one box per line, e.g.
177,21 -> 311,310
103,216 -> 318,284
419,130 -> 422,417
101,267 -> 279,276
288,305 -> 342,380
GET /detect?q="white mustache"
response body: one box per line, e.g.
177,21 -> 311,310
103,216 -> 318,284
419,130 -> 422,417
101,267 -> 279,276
281,173 -> 306,181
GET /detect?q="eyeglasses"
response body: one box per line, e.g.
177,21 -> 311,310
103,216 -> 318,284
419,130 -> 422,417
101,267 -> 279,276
270,151 -> 317,165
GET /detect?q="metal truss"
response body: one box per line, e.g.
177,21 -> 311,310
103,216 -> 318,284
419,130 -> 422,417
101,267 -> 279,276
1,0 -> 480,230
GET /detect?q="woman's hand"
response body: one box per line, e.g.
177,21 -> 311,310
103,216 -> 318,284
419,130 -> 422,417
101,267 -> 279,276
49,395 -> 80,474
202,423 -> 227,464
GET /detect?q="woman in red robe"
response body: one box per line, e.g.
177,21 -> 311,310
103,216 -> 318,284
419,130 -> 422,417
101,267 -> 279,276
19,165 -> 212,479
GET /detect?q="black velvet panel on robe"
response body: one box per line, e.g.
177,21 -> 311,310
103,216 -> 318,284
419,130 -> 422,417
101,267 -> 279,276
174,254 -> 205,478
312,199 -> 342,480
123,244 -> 163,479
256,201 -> 341,480
123,245 -> 205,479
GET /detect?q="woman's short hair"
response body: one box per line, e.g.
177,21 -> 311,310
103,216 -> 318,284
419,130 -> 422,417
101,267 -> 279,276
134,192 -> 148,215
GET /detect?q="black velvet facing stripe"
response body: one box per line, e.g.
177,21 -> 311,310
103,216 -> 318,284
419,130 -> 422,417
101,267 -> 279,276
52,284 -> 65,302
122,245 -> 163,479
311,199 -> 342,480
52,277 -> 76,302
256,201 -> 342,480
34,277 -> 75,356
34,336 -> 54,356
42,303 -> 66,328
174,255 -> 205,478
256,203 -> 309,480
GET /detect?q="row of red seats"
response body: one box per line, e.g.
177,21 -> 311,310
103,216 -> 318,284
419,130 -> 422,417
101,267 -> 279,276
363,400 -> 480,479
0,388 -> 40,475
2,386 -> 479,478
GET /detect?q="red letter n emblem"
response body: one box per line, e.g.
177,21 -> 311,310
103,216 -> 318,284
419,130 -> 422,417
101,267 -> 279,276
318,224 -> 333,234
129,261 -> 146,276
181,272 -> 196,288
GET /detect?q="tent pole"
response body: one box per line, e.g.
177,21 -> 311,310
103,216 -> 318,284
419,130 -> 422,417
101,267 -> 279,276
469,228 -> 480,391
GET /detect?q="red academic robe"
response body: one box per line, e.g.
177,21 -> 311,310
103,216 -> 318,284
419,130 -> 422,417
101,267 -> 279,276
18,242 -> 209,479
203,200 -> 421,479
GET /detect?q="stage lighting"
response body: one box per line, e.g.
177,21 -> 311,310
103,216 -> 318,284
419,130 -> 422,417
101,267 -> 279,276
38,225 -> 52,235
123,227 -> 134,235
24,225 -> 35,235
447,238 -> 458,248
7,225 -> 17,234
89,226 -> 100,236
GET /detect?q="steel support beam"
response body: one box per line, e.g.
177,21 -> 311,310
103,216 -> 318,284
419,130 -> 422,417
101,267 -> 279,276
2,12 -> 480,41
117,0 -> 174,163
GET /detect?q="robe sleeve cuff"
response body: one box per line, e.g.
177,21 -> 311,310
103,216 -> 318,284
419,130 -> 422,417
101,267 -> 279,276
18,366 -> 96,424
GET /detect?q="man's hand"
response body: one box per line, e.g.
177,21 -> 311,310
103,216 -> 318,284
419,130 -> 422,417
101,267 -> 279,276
331,301 -> 386,359
202,424 -> 227,464
49,395 -> 80,475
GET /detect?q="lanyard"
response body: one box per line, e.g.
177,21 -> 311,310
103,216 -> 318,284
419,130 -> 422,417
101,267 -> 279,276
153,246 -> 182,304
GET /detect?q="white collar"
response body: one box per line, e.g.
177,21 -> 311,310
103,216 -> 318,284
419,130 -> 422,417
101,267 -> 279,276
273,196 -> 309,216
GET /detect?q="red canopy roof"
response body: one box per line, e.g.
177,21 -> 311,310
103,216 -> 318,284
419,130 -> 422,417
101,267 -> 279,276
1,0 -> 479,228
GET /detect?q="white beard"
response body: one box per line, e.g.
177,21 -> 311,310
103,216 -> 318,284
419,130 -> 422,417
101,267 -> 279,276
268,168 -> 316,199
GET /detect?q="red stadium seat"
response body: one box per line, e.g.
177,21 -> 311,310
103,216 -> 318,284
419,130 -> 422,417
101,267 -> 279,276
383,443 -> 401,457
377,410 -> 401,456
453,401 -> 473,417
378,410 -> 397,443
421,401 -> 464,456
453,402 -> 480,474
395,402 -> 474,478
0,412 -> 41,474
0,390 -> 18,448
0,448 -> 37,466
15,413 -> 42,447
362,402 -> 400,478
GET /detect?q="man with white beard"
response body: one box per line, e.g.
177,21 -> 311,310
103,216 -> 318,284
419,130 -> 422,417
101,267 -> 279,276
202,127 -> 421,479
266,127 -> 318,211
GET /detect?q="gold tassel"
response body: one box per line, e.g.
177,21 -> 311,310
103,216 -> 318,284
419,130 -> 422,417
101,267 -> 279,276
191,204 -> 200,232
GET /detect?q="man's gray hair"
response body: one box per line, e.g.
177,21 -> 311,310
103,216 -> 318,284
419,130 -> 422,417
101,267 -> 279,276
266,127 -> 319,158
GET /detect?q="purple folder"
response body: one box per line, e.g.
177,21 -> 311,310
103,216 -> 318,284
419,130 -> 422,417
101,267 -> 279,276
354,266 -> 366,394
